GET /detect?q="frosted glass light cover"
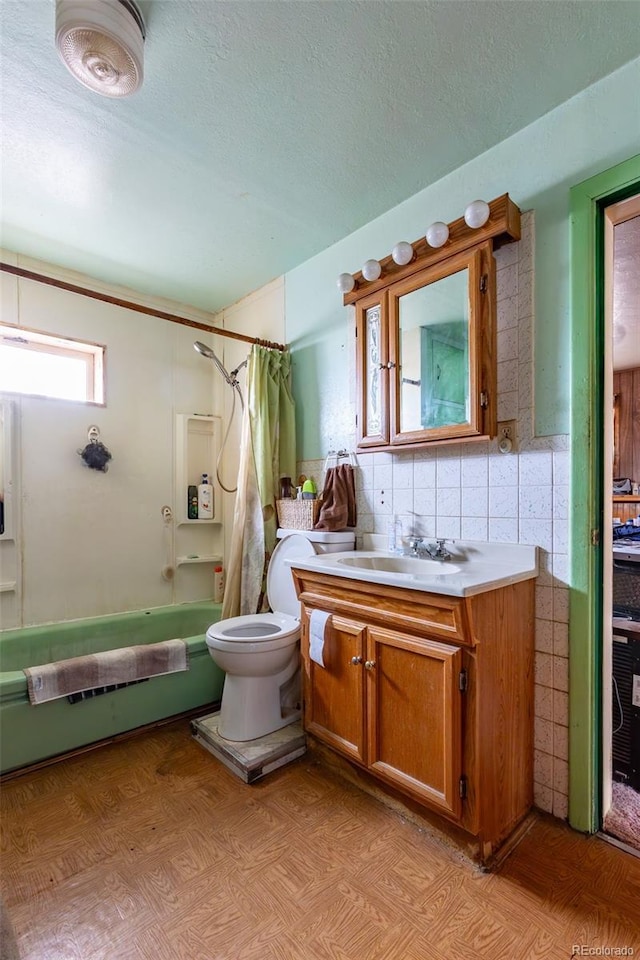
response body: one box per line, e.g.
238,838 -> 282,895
464,200 -> 490,229
55,0 -> 145,98
337,272 -> 355,294
425,221 -> 449,248
362,259 -> 382,282
391,242 -> 413,266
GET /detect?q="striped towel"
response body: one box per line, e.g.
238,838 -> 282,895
24,639 -> 189,705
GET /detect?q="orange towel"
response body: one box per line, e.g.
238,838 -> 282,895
314,464 -> 357,532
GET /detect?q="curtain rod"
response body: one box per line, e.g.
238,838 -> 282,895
0,262 -> 288,353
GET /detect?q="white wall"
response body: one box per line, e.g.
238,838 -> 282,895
0,252 -> 232,627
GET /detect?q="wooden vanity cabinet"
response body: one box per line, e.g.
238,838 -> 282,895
292,568 -> 535,861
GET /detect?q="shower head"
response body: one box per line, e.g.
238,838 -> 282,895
193,340 -> 216,360
193,340 -> 232,384
193,340 -> 246,410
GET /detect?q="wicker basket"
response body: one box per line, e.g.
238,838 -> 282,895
276,498 -> 321,530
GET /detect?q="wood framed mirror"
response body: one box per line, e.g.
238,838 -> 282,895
347,194 -> 520,451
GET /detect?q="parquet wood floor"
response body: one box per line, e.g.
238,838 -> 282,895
1,721 -> 639,960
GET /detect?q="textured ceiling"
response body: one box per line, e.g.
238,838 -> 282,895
1,1 -> 639,313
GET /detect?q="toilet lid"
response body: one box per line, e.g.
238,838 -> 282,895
267,533 -> 315,619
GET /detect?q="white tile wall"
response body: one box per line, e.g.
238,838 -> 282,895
298,212 -> 571,820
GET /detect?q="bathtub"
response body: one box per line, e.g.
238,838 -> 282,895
0,601 -> 223,774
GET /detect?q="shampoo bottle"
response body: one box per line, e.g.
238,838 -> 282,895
213,564 -> 225,603
198,473 -> 213,520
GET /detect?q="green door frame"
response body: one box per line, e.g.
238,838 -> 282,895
569,155 -> 640,833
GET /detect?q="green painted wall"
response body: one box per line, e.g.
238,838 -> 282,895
285,58 -> 640,460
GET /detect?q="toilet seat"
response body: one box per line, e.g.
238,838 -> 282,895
207,611 -> 300,652
206,533 -> 315,647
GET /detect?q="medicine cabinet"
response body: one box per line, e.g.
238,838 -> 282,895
344,194 -> 521,451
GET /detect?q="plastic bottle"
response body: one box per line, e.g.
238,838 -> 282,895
213,564 -> 225,603
387,516 -> 402,553
198,473 -> 213,520
187,485 -> 198,519
279,476 -> 292,500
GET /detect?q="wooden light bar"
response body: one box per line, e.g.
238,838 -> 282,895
342,193 -> 521,306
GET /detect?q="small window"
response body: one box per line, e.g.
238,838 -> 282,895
0,324 -> 105,404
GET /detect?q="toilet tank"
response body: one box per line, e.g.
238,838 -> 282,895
276,528 -> 355,554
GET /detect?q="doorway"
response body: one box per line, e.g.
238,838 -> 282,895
603,194 -> 640,850
569,156 -> 640,835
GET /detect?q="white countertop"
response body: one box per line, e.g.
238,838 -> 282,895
287,536 -> 538,597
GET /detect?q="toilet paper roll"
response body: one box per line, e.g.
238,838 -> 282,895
309,609 -> 331,668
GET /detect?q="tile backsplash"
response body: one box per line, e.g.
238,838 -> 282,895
298,212 -> 570,821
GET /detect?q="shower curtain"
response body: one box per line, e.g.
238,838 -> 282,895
222,345 -> 296,618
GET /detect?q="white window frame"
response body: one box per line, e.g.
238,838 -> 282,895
0,323 -> 105,405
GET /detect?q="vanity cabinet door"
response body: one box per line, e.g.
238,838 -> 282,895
365,626 -> 463,821
303,613 -> 367,764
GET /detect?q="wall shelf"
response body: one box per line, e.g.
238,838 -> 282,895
173,413 -> 224,591
176,555 -> 222,567
175,414 -> 222,524
176,519 -> 221,527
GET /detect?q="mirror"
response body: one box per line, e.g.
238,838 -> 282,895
348,192 -> 519,450
398,267 -> 469,433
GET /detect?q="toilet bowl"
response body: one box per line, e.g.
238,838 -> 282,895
206,528 -> 355,742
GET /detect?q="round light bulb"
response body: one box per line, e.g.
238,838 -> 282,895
337,272 -> 355,294
362,259 -> 382,282
464,200 -> 490,229
425,221 -> 449,248
391,241 -> 414,266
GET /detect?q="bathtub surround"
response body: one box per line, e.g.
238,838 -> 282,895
0,251 -> 231,628
298,214 -> 571,820
0,602 -> 223,773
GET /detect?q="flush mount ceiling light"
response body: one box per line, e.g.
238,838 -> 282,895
55,0 -> 145,98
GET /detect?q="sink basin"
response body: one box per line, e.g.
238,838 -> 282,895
337,555 -> 462,576
286,539 -> 538,596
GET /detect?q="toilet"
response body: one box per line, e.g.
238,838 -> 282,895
206,527 -> 355,742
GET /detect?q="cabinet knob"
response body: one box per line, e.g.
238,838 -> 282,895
350,656 -> 363,665
364,660 -> 376,670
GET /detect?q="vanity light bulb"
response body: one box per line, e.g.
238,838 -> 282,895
425,221 -> 449,248
362,259 -> 382,282
337,272 -> 355,294
391,242 -> 414,266
464,200 -> 490,229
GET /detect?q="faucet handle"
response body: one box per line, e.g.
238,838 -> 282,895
433,538 -> 452,559
408,536 -> 423,555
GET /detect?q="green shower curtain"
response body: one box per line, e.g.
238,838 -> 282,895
222,345 -> 296,618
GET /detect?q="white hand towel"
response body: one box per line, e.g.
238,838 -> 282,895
309,610 -> 331,668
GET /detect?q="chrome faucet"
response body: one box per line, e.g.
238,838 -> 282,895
407,537 -> 452,561
426,538 -> 452,561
